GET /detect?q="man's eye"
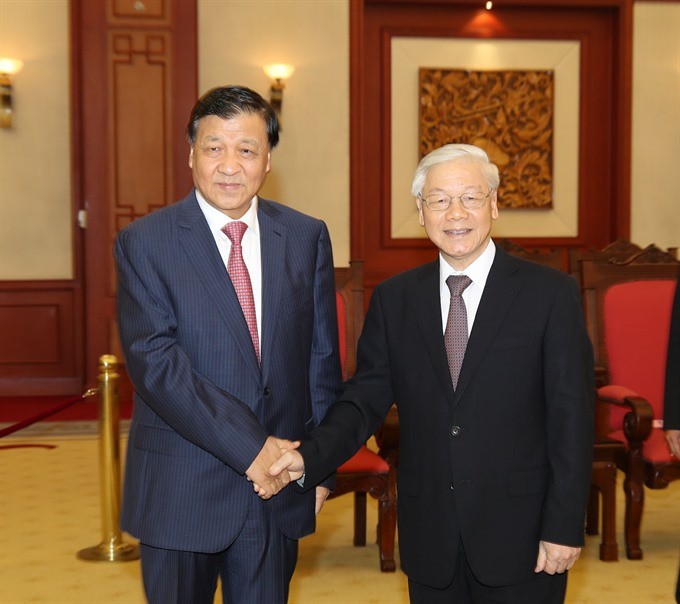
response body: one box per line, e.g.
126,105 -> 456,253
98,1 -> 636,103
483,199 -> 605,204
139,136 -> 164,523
461,194 -> 476,203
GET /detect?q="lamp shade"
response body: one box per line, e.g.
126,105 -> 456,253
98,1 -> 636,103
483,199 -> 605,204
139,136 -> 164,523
0,58 -> 24,75
263,64 -> 294,81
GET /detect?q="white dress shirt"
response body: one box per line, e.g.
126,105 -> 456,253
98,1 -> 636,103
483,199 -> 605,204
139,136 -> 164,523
439,240 -> 496,337
196,191 -> 263,350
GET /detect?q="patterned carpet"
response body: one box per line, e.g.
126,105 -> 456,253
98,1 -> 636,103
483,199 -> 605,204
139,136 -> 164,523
1,428 -> 678,603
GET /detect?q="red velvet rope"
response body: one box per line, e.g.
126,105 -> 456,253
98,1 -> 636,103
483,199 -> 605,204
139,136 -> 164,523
0,390 -> 97,439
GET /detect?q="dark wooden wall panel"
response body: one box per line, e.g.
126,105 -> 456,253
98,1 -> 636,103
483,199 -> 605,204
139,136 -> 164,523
0,283 -> 82,395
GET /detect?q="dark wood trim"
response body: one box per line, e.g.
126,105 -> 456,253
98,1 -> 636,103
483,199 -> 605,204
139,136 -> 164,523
0,281 -> 83,396
170,0 -> 199,198
350,0 -> 366,262
75,0 -> 198,385
351,0 -> 634,292
613,2 -> 633,241
0,377 -> 84,397
69,0 -> 87,393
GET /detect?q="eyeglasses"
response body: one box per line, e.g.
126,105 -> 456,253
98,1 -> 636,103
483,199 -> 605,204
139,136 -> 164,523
419,190 -> 494,211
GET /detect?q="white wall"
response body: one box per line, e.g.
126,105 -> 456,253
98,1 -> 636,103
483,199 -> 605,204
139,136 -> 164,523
0,0 -> 72,279
198,0 -> 351,265
631,2 -> 680,251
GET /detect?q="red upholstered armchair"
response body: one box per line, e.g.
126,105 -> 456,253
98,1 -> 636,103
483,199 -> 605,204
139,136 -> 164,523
328,261 -> 397,572
580,246 -> 680,560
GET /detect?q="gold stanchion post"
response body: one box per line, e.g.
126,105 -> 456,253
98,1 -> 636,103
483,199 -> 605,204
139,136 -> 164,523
78,354 -> 139,562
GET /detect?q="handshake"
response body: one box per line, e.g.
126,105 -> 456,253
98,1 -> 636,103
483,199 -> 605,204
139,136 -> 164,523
245,436 -> 308,500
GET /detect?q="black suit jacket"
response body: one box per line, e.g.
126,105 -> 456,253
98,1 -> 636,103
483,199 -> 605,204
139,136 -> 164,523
664,276 -> 680,429
298,245 -> 594,588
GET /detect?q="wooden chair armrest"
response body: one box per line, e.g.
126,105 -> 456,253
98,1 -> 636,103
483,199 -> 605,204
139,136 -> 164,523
598,387 -> 654,443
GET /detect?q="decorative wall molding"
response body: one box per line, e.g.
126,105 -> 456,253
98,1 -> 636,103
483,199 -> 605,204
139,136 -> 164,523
0,281 -> 83,395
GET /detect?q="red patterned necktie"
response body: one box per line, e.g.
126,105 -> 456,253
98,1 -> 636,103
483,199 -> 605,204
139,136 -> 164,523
444,275 -> 472,390
222,221 -> 260,365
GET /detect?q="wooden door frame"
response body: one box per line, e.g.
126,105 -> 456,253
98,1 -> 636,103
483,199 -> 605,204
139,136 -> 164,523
350,0 -> 633,289
71,0 -> 197,386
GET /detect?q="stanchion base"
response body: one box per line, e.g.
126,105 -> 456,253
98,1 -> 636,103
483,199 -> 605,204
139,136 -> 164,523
77,541 -> 140,562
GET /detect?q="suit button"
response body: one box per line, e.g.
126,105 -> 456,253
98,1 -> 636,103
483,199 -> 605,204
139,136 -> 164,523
450,425 -> 461,436
450,483 -> 455,490
263,387 -> 271,396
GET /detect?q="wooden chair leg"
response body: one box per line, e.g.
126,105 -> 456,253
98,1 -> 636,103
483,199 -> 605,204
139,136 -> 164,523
353,491 -> 367,546
377,492 -> 397,572
591,461 -> 618,561
586,484 -> 600,535
622,467 -> 644,560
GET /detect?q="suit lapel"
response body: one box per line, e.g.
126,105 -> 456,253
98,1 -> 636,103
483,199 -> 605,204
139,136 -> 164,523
258,200 -> 285,375
453,248 -> 521,408
176,193 -> 261,378
409,261 -> 457,402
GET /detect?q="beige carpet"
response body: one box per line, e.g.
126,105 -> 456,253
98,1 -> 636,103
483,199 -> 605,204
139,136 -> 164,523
1,426 -> 678,603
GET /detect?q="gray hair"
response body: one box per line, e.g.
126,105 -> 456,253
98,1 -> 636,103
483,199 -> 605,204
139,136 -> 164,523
411,144 -> 500,198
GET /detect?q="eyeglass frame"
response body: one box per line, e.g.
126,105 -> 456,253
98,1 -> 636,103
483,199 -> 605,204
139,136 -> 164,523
418,189 -> 495,211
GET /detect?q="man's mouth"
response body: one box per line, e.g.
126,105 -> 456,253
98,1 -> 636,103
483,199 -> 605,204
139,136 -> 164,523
445,228 -> 471,236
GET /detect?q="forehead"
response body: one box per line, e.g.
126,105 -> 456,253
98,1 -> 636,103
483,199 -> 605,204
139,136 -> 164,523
195,112 -> 268,144
424,160 -> 486,191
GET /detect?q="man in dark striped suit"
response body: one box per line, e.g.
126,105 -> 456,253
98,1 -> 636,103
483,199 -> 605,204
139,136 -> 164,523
115,85 -> 341,604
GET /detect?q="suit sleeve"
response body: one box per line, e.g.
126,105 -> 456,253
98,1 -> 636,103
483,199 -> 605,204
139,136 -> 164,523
308,223 -> 344,489
115,228 -> 267,474
309,223 -> 342,426
298,284 -> 396,491
540,275 -> 595,546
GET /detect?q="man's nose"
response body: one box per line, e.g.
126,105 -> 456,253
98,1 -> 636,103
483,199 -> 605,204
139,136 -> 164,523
445,197 -> 469,219
218,151 -> 241,175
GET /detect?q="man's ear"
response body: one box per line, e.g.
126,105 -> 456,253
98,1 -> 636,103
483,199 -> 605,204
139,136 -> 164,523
490,190 -> 499,220
188,146 -> 194,169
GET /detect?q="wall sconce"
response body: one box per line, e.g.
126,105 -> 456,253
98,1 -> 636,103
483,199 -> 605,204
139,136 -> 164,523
263,63 -> 295,120
0,58 -> 24,129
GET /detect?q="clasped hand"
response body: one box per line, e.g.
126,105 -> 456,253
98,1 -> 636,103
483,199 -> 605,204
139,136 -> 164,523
245,436 -> 306,499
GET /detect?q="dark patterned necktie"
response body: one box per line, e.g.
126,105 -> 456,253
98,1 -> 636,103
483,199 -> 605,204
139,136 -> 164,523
444,275 -> 472,390
222,221 -> 260,365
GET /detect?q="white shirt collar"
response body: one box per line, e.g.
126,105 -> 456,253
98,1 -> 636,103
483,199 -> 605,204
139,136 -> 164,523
195,189 -> 260,237
439,239 -> 496,290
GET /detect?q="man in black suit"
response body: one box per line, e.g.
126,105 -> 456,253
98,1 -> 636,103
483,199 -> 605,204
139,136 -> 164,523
663,275 -> 680,603
272,143 -> 594,603
664,276 -> 680,459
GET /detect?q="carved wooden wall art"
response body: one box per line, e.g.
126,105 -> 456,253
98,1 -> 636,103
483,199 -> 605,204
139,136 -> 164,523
419,68 -> 554,209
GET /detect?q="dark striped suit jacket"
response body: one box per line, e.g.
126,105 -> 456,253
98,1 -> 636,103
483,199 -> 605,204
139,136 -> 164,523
116,191 -> 341,552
